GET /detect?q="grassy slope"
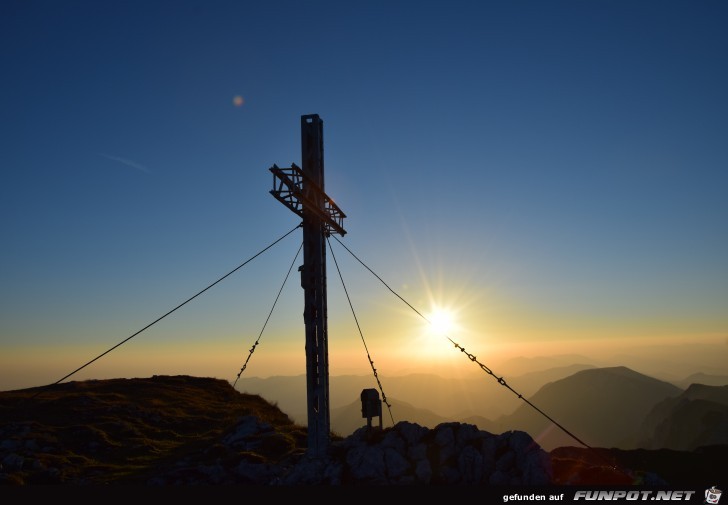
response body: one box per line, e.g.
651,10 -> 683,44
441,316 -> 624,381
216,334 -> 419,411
0,375 -> 308,484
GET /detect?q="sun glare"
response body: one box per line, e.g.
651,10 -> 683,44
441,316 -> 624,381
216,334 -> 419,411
427,307 -> 456,337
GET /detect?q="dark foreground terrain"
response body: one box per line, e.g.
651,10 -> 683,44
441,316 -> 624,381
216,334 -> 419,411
0,375 -> 725,487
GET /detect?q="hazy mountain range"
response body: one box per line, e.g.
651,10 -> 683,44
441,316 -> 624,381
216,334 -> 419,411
235,356 -> 602,427
236,362 -> 728,452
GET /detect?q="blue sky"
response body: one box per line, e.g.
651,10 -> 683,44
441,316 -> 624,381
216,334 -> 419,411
1,0 -> 727,390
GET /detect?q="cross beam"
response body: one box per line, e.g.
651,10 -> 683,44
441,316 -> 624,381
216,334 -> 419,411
268,114 -> 345,458
270,163 -> 347,236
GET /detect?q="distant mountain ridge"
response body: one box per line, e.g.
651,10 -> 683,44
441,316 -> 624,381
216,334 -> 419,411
236,364 -> 728,453
499,354 -> 603,376
674,373 -> 728,389
235,365 -> 600,427
490,366 -> 683,451
505,363 -> 597,397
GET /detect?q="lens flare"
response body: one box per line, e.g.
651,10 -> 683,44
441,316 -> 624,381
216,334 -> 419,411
233,95 -> 245,107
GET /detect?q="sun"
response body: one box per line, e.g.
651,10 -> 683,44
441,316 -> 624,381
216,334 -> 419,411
427,307 -> 456,337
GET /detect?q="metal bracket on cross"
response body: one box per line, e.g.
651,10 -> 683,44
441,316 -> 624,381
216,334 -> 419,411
269,163 -> 346,236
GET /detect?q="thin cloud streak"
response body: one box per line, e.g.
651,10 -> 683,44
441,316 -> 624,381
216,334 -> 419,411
98,153 -> 151,173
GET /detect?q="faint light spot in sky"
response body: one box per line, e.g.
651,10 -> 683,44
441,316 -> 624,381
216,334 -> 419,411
233,95 -> 245,107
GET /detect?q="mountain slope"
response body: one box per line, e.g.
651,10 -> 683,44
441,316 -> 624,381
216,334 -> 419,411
0,376 -> 552,486
506,364 -> 597,398
0,375 -> 307,484
496,367 -> 682,451
638,384 -> 728,450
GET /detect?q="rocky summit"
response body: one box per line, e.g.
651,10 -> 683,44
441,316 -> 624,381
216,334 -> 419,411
143,415 -> 553,485
276,422 -> 552,486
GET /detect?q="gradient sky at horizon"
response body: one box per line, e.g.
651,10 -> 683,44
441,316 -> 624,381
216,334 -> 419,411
1,0 -> 727,391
